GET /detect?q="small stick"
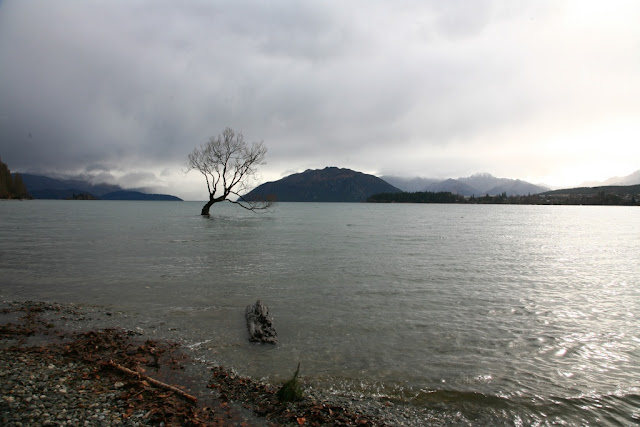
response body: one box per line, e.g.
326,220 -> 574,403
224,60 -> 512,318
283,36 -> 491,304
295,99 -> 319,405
106,360 -> 197,403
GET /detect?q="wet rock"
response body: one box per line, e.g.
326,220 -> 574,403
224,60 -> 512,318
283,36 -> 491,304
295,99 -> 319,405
244,300 -> 277,344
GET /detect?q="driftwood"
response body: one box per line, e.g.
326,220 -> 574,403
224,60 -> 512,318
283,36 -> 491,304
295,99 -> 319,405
106,360 -> 198,403
245,300 -> 277,344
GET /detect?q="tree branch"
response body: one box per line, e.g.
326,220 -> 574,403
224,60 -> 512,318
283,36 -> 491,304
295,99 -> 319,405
106,360 -> 197,403
186,127 -> 273,215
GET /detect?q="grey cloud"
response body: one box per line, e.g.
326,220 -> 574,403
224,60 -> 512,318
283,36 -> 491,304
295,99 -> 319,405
1,0 -> 639,197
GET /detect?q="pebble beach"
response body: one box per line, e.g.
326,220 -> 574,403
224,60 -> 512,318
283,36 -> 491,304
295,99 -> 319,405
1,349 -> 135,426
1,301 -> 433,426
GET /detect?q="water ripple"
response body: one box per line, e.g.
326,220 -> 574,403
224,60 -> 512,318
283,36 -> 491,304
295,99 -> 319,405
1,202 -> 639,424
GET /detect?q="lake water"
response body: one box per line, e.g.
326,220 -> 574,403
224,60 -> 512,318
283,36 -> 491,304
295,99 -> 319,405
1,200 -> 639,425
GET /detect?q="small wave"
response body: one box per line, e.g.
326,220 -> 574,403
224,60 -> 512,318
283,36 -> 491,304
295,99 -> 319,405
411,388 -> 512,409
186,339 -> 212,349
168,306 -> 220,315
384,387 -> 640,425
540,390 -> 640,425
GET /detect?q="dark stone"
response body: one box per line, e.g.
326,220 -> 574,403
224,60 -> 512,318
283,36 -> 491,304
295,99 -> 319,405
245,300 -> 277,344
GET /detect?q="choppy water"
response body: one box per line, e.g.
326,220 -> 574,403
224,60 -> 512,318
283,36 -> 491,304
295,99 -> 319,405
1,200 -> 639,425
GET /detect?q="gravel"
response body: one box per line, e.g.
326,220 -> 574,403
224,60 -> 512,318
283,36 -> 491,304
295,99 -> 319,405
1,300 -> 450,426
1,349 -> 135,426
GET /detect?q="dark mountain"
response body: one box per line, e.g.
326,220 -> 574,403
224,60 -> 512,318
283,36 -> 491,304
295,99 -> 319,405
18,173 -> 181,201
101,190 -> 182,201
20,174 -> 122,197
243,167 -> 402,202
30,189 -> 91,199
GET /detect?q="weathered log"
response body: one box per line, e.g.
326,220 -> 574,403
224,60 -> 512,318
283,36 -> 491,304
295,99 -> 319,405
245,300 -> 277,344
106,360 -> 198,403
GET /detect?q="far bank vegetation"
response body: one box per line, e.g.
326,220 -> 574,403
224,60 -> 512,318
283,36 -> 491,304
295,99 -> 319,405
0,158 -> 30,199
368,188 -> 640,206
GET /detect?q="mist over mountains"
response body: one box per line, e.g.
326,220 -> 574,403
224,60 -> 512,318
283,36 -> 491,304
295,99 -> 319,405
243,168 -> 558,203
9,163 -> 640,203
378,177 -> 440,193
383,169 -> 640,198
19,173 -> 182,201
20,174 -> 121,197
382,173 -> 549,196
582,170 -> 640,187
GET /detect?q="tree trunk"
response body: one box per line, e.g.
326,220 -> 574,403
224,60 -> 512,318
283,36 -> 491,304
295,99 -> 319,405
201,199 -> 215,216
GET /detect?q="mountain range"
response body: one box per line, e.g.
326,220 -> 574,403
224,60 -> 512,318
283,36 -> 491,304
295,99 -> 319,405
18,173 -> 182,201
244,168 -> 640,203
382,173 -> 549,196
13,167 -> 640,203
581,170 -> 640,187
243,167 -> 401,202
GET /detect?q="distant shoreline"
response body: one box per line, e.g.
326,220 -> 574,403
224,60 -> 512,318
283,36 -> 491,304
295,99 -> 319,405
367,186 -> 640,206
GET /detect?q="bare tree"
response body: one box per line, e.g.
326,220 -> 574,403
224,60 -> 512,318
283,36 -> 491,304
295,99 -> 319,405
187,127 -> 275,216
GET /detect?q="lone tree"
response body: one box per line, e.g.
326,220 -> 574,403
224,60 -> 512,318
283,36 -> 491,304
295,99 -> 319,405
187,127 -> 274,216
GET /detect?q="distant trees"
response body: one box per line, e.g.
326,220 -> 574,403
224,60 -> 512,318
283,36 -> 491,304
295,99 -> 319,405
186,127 -> 275,216
0,158 -> 30,199
367,189 -> 640,206
0,158 -> 12,198
367,191 -> 465,203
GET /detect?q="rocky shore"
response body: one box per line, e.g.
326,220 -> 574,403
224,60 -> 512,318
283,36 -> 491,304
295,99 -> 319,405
1,301 -> 435,426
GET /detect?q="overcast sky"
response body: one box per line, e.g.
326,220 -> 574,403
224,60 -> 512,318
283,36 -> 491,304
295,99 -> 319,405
1,1 -> 639,200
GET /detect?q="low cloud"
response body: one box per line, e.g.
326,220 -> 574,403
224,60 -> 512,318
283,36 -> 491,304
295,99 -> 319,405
1,1 -> 639,198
